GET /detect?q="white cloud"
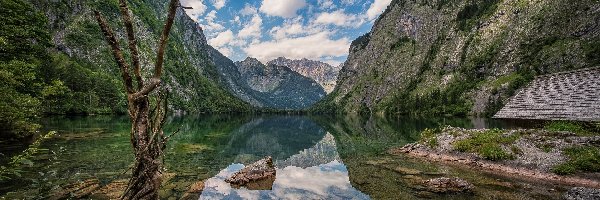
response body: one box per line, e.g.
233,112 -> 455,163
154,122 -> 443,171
314,10 -> 364,27
209,30 -> 234,47
211,0 -> 226,10
180,0 -> 207,22
366,0 -> 392,20
238,14 -> 263,39
240,4 -> 258,16
201,10 -> 224,34
259,0 -> 307,18
244,32 -> 350,63
341,0 -> 357,5
317,0 -> 336,9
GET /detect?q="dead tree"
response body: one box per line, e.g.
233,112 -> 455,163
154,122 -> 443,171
93,0 -> 181,199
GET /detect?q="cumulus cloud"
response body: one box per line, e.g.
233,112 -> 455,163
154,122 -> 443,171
238,14 -> 263,39
259,0 -> 307,18
366,0 -> 392,20
317,0 -> 336,9
201,10 -> 225,35
314,10 -> 364,27
244,32 -> 350,63
209,30 -> 234,47
240,4 -> 258,16
211,0 -> 226,10
180,0 -> 207,21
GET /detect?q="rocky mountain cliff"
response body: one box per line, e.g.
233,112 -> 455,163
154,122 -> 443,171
229,57 -> 326,109
268,57 -> 341,94
29,0 -> 251,113
314,0 -> 600,116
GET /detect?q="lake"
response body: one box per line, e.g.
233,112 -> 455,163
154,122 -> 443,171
0,114 -> 568,199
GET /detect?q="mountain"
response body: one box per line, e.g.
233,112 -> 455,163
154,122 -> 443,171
268,57 -> 341,94
230,57 -> 326,110
314,0 -> 600,116
26,0 -> 251,114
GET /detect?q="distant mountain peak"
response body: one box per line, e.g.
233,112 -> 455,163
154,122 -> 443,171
267,58 -> 341,94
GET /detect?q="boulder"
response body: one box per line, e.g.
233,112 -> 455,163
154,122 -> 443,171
225,156 -> 276,188
422,177 -> 474,193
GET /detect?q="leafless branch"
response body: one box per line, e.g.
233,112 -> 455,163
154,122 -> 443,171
93,10 -> 135,94
118,0 -> 144,90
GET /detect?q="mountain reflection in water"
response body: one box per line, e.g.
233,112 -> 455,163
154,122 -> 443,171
200,133 -> 370,200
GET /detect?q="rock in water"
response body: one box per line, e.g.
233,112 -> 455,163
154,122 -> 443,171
225,156 -> 276,189
564,187 -> 600,200
49,178 -> 100,200
422,177 -> 474,193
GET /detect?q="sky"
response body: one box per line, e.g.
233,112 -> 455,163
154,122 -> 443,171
179,0 -> 393,66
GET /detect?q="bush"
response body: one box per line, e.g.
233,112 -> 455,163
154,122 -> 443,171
552,146 -> 600,175
544,121 -> 597,136
453,129 -> 519,160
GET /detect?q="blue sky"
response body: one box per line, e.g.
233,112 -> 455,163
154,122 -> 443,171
180,0 -> 392,66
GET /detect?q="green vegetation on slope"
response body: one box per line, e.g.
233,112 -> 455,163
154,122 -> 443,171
453,129 -> 520,161
552,146 -> 600,175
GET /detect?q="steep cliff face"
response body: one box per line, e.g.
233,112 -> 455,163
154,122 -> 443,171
30,0 -> 251,113
268,57 -> 341,94
228,57 -> 326,109
316,0 -> 600,116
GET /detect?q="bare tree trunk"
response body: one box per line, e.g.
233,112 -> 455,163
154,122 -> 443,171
93,0 -> 181,199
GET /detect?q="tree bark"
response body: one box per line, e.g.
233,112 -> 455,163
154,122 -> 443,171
93,0 -> 180,199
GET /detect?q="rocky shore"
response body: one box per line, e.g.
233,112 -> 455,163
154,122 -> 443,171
390,126 -> 600,198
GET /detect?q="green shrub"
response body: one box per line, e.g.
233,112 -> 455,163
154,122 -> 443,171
544,121 -> 597,136
552,146 -> 600,175
453,129 -> 519,160
480,143 -> 513,161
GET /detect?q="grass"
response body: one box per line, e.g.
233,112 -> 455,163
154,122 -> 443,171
544,121 -> 599,136
453,129 -> 520,161
420,128 -> 442,148
552,146 -> 600,175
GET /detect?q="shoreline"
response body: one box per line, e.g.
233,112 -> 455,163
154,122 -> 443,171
389,126 -> 600,189
389,144 -> 600,189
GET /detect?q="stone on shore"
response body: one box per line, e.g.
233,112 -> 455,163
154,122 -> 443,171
564,187 -> 600,200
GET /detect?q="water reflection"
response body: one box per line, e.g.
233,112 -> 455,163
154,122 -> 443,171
200,133 -> 369,200
1,114 -> 547,199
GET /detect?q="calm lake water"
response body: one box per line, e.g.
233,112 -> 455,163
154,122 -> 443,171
0,115 -> 568,199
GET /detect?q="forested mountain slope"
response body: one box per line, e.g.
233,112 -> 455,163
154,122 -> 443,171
313,0 -> 600,116
1,0 -> 251,139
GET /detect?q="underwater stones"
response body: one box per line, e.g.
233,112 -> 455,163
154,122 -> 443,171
91,179 -> 128,199
49,178 -> 100,200
422,177 -> 474,193
564,187 -> 600,200
394,167 -> 422,175
180,181 -> 205,200
225,156 -> 276,188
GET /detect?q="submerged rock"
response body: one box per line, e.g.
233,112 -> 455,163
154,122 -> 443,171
422,177 -> 474,193
225,156 -> 276,188
564,187 -> 600,200
180,181 -> 205,200
49,178 -> 100,200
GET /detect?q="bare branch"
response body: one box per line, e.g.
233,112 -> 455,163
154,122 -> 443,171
118,0 -> 143,90
93,10 -> 135,94
153,0 -> 179,79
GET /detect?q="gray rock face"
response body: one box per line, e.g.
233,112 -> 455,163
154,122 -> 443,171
494,67 -> 600,121
564,187 -> 600,200
268,57 -> 341,93
319,0 -> 600,115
